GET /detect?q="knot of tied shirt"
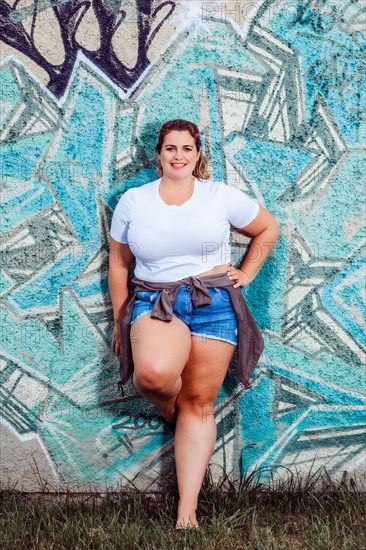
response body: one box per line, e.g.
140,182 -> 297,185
149,276 -> 213,320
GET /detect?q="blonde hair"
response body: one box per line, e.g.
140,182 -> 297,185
155,119 -> 210,179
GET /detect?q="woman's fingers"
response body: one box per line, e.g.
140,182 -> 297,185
113,340 -> 121,355
226,266 -> 251,288
111,329 -> 122,356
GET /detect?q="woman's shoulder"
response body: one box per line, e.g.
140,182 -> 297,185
136,178 -> 160,189
199,179 -> 251,195
197,178 -> 227,194
120,178 -> 158,199
197,177 -> 226,185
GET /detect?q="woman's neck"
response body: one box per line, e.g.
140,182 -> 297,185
160,175 -> 195,189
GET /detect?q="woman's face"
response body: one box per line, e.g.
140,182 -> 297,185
158,130 -> 200,178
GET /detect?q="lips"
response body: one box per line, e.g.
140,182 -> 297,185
170,163 -> 187,169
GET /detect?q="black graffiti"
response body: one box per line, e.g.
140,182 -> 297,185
292,0 -> 339,34
288,1 -> 366,130
307,53 -> 365,127
112,412 -> 161,432
0,0 -> 176,98
291,0 -> 366,50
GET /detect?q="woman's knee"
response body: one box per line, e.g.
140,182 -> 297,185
131,316 -> 192,390
133,357 -> 179,391
176,392 -> 216,417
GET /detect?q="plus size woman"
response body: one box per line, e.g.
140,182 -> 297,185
108,119 -> 279,529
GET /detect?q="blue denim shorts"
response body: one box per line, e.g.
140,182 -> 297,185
130,285 -> 238,346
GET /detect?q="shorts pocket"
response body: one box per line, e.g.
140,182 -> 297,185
215,288 -> 231,302
136,290 -> 159,302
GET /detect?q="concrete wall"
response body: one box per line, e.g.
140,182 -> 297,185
1,1 -> 365,492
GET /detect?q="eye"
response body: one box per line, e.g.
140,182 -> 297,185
165,147 -> 193,151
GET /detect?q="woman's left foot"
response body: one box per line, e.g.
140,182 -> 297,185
175,506 -> 199,529
176,523 -> 199,530
175,517 -> 199,530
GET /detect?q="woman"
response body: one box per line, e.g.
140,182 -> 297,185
108,119 -> 279,529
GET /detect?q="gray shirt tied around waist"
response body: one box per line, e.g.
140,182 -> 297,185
117,272 -> 264,396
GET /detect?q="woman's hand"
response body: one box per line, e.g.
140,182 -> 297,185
226,265 -> 252,288
111,320 -> 122,357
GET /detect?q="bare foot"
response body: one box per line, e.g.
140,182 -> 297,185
175,501 -> 199,529
175,517 -> 199,529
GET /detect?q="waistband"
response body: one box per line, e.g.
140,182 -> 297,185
131,271 -> 239,321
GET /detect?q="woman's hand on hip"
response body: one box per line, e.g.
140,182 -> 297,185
226,265 -> 251,288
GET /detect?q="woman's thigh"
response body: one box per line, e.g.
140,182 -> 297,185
176,335 -> 236,411
130,313 -> 192,382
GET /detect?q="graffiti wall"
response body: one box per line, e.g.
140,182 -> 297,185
1,0 -> 365,491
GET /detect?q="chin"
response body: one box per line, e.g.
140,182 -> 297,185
168,168 -> 193,175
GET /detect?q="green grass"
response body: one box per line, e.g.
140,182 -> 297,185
1,465 -> 365,549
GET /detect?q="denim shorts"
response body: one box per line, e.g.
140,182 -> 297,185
130,285 -> 238,346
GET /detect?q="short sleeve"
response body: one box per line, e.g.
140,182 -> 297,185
225,185 -> 260,228
110,190 -> 132,243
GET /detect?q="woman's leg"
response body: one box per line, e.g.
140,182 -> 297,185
174,336 -> 236,528
131,314 -> 192,421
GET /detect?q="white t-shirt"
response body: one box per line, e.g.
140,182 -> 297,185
110,177 -> 260,282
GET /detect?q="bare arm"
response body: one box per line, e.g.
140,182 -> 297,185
108,236 -> 135,354
228,205 -> 280,287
